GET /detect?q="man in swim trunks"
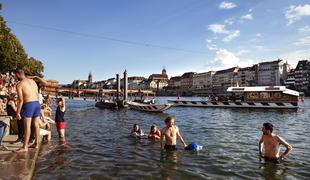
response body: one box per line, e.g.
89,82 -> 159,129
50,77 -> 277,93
160,116 -> 187,151
259,123 -> 292,163
15,69 -> 46,152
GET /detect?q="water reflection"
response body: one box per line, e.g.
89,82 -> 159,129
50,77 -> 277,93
260,162 -> 290,180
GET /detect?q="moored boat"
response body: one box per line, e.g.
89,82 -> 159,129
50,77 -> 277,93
168,86 -> 300,110
95,100 -> 118,109
127,101 -> 172,112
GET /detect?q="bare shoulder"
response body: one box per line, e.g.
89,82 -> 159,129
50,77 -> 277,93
260,134 -> 266,141
161,127 -> 167,133
174,125 -> 179,131
16,81 -> 23,88
274,135 -> 286,143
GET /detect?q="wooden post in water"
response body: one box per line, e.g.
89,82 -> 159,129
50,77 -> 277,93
116,74 -> 120,101
123,70 -> 128,102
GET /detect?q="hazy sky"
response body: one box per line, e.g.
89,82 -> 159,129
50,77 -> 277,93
1,0 -> 310,83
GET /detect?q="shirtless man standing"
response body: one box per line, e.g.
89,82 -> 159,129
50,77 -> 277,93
15,69 -> 46,152
160,116 -> 187,151
259,123 -> 292,163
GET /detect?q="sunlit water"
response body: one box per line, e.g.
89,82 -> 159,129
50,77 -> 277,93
33,97 -> 310,179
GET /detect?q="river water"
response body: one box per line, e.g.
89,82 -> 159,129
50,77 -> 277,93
33,97 -> 310,179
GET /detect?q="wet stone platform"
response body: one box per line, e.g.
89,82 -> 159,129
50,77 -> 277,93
1,116 -> 41,180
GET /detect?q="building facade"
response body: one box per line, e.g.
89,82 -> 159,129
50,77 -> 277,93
147,67 -> 169,90
180,72 -> 195,92
257,59 -> 285,86
237,65 -> 258,87
168,76 -> 181,88
294,60 -> 310,94
192,71 -> 215,95
212,67 -> 239,95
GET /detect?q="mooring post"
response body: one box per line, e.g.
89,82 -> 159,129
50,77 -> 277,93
116,74 -> 120,101
124,70 -> 128,102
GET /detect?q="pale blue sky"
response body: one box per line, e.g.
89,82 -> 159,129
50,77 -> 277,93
1,0 -> 310,83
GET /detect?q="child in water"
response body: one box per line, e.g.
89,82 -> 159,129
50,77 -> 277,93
131,124 -> 144,137
148,125 -> 161,140
55,97 -> 66,142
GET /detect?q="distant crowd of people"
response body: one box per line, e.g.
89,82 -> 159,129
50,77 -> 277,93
0,69 -> 67,152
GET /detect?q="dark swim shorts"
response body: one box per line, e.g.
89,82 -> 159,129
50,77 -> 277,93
21,101 -> 41,118
263,156 -> 280,164
164,144 -> 177,151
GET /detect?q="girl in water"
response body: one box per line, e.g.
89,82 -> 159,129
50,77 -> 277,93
55,97 -> 66,142
131,124 -> 144,138
148,125 -> 161,140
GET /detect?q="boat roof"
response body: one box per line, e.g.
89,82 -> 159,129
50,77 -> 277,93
227,86 -> 299,96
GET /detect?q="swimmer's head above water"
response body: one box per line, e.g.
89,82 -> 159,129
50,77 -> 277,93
133,124 -> 140,132
165,116 -> 174,127
262,122 -> 273,135
150,125 -> 157,133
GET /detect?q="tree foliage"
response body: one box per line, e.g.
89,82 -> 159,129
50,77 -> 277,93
0,10 -> 44,77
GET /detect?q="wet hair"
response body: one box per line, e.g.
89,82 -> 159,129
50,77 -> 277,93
263,123 -> 274,133
133,124 -> 139,129
133,124 -> 141,132
165,116 -> 174,123
150,125 -> 156,131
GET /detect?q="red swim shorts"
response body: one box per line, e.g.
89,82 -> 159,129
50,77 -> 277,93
56,122 -> 66,130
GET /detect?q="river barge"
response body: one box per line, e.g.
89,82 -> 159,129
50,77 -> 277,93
168,86 -> 300,110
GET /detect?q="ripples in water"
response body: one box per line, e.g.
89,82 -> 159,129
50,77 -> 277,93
34,98 -> 310,179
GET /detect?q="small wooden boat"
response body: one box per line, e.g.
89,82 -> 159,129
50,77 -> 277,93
133,99 -> 156,104
95,100 -> 118,109
168,86 -> 300,110
127,101 -> 172,112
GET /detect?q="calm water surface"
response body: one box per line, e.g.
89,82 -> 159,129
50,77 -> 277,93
34,97 -> 310,179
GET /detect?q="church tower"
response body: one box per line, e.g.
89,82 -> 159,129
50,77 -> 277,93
88,72 -> 93,84
162,66 -> 167,75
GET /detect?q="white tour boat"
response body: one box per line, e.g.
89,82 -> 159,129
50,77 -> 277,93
168,86 -> 300,110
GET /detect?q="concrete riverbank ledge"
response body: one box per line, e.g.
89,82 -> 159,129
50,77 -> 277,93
0,117 -> 41,180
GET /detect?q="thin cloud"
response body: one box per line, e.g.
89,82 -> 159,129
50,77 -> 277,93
299,25 -> 310,33
208,24 -> 240,42
219,1 -> 237,10
280,49 -> 310,67
285,4 -> 310,25
241,14 -> 253,20
208,24 -> 229,33
223,30 -> 240,42
224,18 -> 235,25
293,36 -> 310,46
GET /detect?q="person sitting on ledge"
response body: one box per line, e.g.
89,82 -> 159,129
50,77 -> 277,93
259,122 -> 292,163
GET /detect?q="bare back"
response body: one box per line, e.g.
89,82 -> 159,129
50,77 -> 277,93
262,135 -> 280,158
18,78 -> 39,103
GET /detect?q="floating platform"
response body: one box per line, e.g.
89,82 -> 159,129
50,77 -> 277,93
167,100 -> 298,109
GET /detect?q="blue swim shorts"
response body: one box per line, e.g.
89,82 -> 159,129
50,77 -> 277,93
21,101 -> 41,119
